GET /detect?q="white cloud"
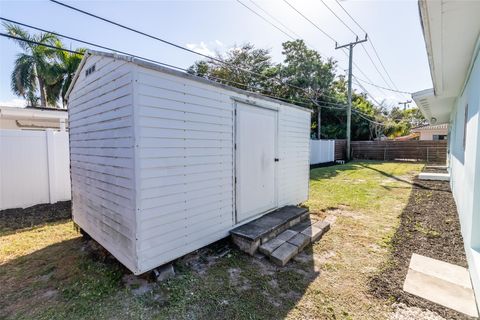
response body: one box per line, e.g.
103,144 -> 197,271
0,98 -> 27,108
186,41 -> 215,57
214,40 -> 224,47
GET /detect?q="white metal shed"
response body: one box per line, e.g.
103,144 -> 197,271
67,50 -> 311,274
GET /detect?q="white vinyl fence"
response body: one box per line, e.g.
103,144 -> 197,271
310,139 -> 335,165
0,129 -> 71,210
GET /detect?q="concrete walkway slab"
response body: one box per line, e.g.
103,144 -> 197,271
403,253 -> 478,317
418,172 -> 450,181
425,165 -> 448,170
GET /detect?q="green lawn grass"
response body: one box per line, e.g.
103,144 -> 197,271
0,161 -> 423,319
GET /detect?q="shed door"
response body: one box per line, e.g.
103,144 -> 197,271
235,102 -> 277,223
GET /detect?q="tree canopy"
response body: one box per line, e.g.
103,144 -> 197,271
3,23 -> 84,108
3,23 -> 424,137
188,40 -> 421,140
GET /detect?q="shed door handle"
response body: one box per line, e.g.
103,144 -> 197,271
274,158 -> 279,162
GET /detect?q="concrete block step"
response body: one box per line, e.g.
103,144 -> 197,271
230,206 -> 309,255
260,218 -> 331,266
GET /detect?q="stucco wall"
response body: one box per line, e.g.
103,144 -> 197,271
417,128 -> 448,140
448,45 -> 480,306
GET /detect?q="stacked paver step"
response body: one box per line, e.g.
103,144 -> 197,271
230,206 -> 331,266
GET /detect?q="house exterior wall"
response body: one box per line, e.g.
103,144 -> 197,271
417,128 -> 448,140
68,55 -> 138,273
448,46 -> 480,306
132,64 -> 310,273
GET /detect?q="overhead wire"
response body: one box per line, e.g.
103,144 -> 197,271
334,0 -> 400,91
49,0 -> 349,105
353,74 -> 411,95
281,0 -> 336,43
0,23 -> 350,113
280,0 -> 393,101
318,0 -> 401,99
236,0 -> 295,40
2,11 -> 386,126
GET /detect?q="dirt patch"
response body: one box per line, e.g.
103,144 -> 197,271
0,201 -> 71,233
370,173 -> 471,319
390,303 -> 445,320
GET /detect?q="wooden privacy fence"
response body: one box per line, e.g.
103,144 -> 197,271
335,140 -> 347,161
350,140 -> 447,164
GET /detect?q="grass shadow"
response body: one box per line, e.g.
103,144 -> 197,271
1,220 -> 319,319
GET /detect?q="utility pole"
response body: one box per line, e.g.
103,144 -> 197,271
335,35 -> 368,161
399,100 -> 412,110
317,105 -> 321,139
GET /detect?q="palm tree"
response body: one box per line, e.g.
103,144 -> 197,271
46,42 -> 85,107
4,23 -> 59,107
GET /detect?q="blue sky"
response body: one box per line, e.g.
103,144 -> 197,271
0,0 -> 432,108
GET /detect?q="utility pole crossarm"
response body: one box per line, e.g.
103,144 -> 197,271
335,34 -> 369,161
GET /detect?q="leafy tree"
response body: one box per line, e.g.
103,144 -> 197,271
4,23 -> 59,107
383,106 -> 427,138
188,40 -> 417,141
188,43 -> 276,93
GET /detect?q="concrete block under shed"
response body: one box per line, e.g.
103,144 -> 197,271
231,235 -> 260,256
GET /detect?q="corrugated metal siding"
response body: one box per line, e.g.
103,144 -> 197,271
133,66 -> 235,272
69,55 -> 137,272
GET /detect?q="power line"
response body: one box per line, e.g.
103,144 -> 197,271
0,22 -> 349,113
282,0 -> 336,43
279,0 -> 394,101
352,74 -> 411,94
248,0 -> 305,40
353,77 -> 384,107
320,0 -> 359,37
0,17 -> 185,72
334,0 -> 399,90
316,0 -> 399,97
236,0 -> 295,40
5,10 -> 388,128
334,0 -> 367,34
360,44 -> 397,93
49,0 -> 344,104
0,32 -> 82,54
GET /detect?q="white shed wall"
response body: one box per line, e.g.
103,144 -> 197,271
133,66 -> 235,272
132,64 -> 310,273
68,55 -> 137,272
69,53 -> 310,274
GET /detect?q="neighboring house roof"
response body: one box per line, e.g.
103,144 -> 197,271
394,133 -> 419,141
0,106 -> 68,122
0,106 -> 68,130
66,50 -> 313,114
412,0 -> 480,124
412,123 -> 448,132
